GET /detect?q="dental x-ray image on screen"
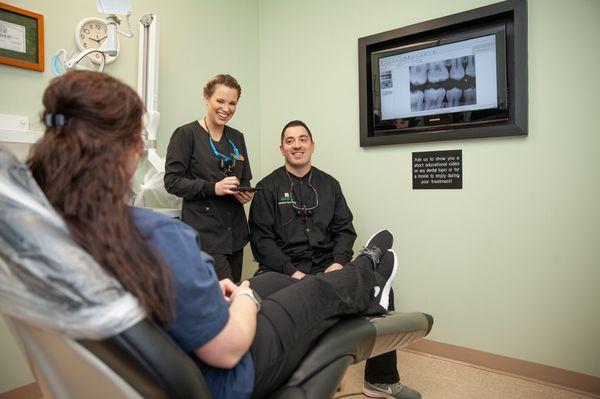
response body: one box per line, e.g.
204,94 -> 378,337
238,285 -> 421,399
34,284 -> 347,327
359,3 -> 526,147
409,55 -> 476,112
378,34 -> 498,121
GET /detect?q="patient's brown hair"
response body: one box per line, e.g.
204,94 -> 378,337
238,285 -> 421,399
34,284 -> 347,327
27,71 -> 173,325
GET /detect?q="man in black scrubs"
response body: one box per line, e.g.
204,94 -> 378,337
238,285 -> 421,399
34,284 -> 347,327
248,120 -> 421,399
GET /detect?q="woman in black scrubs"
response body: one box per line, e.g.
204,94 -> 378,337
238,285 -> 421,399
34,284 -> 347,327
164,75 -> 253,282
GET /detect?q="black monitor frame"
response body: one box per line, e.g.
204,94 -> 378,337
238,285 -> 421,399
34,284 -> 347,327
371,26 -> 508,134
358,0 -> 527,147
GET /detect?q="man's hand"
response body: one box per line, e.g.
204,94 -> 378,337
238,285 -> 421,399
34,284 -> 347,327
234,190 -> 254,204
215,176 -> 239,195
219,278 -> 238,301
324,263 -> 344,273
291,270 -> 306,280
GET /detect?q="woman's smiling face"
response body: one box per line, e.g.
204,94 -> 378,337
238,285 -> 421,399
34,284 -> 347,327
205,84 -> 239,128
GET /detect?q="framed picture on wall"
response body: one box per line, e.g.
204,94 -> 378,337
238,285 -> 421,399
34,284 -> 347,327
0,2 -> 44,71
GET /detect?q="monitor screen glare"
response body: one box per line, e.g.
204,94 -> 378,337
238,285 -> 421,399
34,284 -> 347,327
378,34 -> 498,121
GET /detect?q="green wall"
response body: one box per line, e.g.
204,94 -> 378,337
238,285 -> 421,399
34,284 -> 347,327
258,0 -> 600,377
1,0 -> 599,394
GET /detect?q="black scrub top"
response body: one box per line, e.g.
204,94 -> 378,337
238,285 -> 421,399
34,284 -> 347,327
249,166 -> 356,275
164,121 -> 252,254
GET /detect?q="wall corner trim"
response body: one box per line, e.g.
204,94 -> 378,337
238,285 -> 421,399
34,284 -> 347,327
0,383 -> 41,399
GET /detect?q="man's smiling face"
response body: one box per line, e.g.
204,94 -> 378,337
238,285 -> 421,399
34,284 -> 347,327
280,125 -> 315,171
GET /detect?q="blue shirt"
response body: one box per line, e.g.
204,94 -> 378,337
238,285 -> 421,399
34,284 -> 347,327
131,207 -> 254,399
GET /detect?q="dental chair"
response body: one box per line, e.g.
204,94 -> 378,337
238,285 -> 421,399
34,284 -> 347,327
0,145 -> 433,399
8,311 -> 432,399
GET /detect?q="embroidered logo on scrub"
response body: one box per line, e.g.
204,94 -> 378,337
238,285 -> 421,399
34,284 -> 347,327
278,192 -> 293,205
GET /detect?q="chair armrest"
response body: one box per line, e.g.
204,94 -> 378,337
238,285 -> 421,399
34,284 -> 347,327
273,311 -> 434,398
365,311 -> 433,360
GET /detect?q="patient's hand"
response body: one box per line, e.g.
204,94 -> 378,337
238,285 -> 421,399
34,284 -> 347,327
219,279 -> 238,301
196,279 -> 255,369
324,263 -> 343,273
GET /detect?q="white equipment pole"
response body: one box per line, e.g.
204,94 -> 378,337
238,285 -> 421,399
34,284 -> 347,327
137,14 -> 163,173
134,14 -> 180,212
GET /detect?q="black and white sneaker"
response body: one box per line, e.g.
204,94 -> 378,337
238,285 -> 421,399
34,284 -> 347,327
359,230 -> 393,268
363,381 -> 422,399
363,249 -> 397,316
373,249 -> 397,310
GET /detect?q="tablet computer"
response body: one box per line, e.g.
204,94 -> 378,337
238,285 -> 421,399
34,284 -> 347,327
232,187 -> 262,192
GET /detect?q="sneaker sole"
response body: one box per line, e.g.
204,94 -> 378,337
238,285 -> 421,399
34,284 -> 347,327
362,384 -> 395,399
379,249 -> 398,310
365,229 -> 390,249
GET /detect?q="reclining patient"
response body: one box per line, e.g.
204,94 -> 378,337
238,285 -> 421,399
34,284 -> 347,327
25,71 -> 398,399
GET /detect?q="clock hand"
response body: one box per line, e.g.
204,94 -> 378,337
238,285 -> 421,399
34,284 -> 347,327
97,36 -> 108,42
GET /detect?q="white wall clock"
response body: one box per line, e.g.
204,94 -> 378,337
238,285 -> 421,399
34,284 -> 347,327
75,17 -> 120,64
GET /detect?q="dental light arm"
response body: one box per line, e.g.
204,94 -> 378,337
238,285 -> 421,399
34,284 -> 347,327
137,14 -> 163,173
99,13 -> 132,56
63,48 -> 107,71
133,14 -> 180,210
96,0 -> 134,41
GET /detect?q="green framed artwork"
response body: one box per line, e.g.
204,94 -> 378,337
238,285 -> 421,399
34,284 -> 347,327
0,2 -> 44,71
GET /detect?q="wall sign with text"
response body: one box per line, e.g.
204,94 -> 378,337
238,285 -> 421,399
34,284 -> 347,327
412,150 -> 462,189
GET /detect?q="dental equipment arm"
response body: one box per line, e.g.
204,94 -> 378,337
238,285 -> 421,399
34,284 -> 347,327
137,14 -> 164,174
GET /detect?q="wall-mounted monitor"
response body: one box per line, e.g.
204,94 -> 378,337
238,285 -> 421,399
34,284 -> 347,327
358,0 -> 527,147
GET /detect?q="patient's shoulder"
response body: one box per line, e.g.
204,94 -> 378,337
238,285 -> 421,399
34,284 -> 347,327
130,207 -> 191,235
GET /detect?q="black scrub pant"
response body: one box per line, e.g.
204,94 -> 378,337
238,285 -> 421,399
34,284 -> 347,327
210,249 -> 244,283
364,289 -> 399,383
248,256 -> 376,399
293,257 -> 399,384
